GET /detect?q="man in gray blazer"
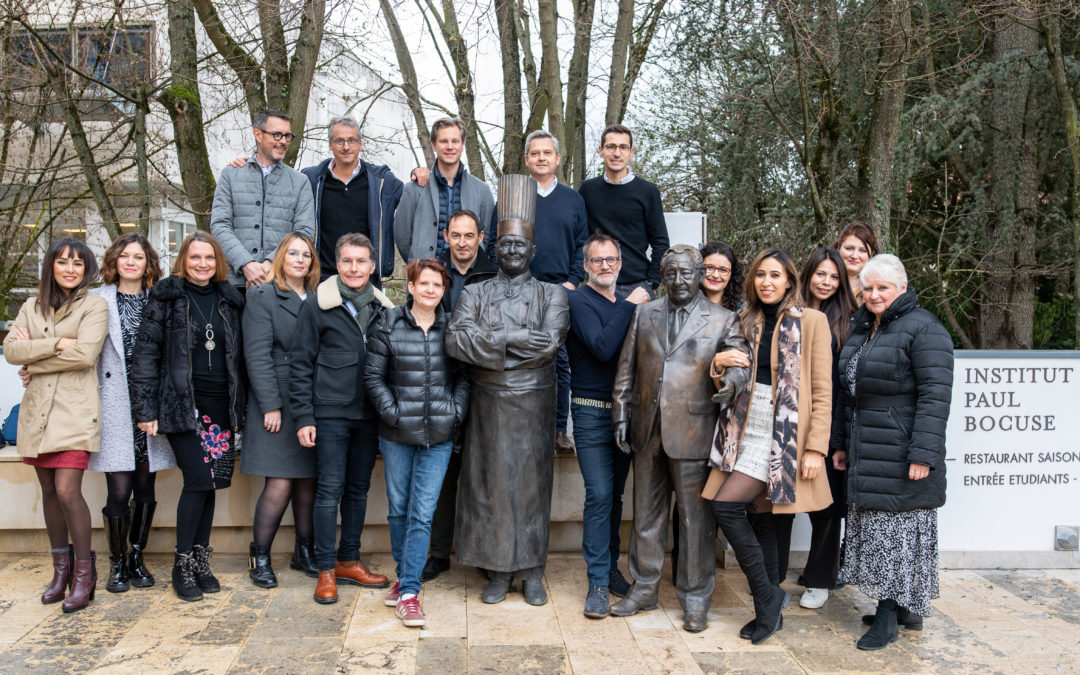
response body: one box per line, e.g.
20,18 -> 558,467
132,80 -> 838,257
394,117 -> 494,263
609,245 -> 750,633
210,109 -> 315,289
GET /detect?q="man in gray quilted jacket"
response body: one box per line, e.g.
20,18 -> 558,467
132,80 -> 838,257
211,109 -> 316,289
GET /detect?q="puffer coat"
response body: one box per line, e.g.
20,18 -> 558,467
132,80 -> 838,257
129,276 -> 246,434
363,302 -> 469,448
833,287 -> 953,512
3,291 -> 108,457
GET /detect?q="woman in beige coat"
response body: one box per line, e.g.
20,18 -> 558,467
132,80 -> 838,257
702,246 -> 833,645
4,239 -> 108,613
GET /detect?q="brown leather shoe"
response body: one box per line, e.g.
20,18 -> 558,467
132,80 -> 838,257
314,570 -> 338,604
555,432 -> 576,455
334,560 -> 390,588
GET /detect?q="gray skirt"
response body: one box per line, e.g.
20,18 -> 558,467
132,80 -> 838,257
733,384 -> 773,482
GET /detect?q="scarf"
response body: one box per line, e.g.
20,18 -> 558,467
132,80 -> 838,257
337,277 -> 375,330
711,306 -> 802,504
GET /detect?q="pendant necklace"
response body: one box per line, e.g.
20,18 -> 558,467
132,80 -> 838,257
188,293 -> 217,369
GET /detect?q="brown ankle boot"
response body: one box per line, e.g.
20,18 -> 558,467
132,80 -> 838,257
62,551 -> 97,613
42,546 -> 73,604
314,570 -> 338,604
334,560 -> 389,588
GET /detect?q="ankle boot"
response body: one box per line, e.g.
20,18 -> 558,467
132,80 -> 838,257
710,501 -> 786,645
290,535 -> 318,578
857,600 -> 899,650
104,509 -> 131,593
62,551 -> 97,613
249,543 -> 278,588
42,545 -> 74,604
192,544 -> 220,593
172,550 -> 203,602
127,501 -> 157,587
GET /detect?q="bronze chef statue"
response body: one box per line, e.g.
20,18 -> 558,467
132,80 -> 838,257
446,174 -> 571,606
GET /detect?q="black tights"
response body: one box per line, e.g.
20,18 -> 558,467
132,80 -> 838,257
176,489 -> 216,553
103,462 -> 157,517
712,470 -> 768,505
36,467 -> 93,560
252,477 -> 316,547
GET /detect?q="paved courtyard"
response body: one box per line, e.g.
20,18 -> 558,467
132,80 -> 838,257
0,552 -> 1077,673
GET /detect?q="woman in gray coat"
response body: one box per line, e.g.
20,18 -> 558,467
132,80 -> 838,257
240,233 -> 320,588
89,233 -> 176,593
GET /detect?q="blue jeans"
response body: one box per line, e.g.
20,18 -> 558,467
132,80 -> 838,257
381,438 -> 453,596
572,402 -> 632,587
313,417 -> 379,570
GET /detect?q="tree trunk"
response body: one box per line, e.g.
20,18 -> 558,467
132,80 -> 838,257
134,92 -> 151,235
437,0 -> 485,179
855,0 -> 912,250
495,0 -> 525,173
159,0 -> 216,231
563,0 -> 595,184
537,0 -> 565,145
283,0 -> 325,167
980,8 -> 1038,349
605,0 -> 633,125
379,0 -> 433,166
191,0 -> 267,119
1043,10 -> 1080,347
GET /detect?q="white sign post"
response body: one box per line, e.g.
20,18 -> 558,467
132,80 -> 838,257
939,351 -> 1080,567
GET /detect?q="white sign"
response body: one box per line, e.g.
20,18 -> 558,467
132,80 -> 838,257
939,351 -> 1080,551
663,212 -> 706,249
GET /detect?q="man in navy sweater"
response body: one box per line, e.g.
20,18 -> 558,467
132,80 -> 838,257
491,129 -> 589,453
578,124 -> 669,296
567,234 -> 650,618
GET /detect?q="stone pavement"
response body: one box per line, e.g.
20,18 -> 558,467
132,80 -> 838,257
0,552 -> 1078,674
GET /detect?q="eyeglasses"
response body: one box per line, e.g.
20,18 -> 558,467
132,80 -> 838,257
588,256 -> 621,268
704,264 -> 731,277
331,138 -> 361,148
285,249 -> 312,260
602,144 -> 631,153
257,129 -> 296,142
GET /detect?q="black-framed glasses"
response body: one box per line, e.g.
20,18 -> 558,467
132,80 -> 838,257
257,129 -> 296,142
588,256 -> 620,268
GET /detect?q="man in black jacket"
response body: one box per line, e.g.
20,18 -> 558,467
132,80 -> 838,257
421,209 -> 497,583
290,233 -> 394,605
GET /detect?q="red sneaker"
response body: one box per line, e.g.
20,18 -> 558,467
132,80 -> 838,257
396,596 -> 425,627
384,581 -> 400,607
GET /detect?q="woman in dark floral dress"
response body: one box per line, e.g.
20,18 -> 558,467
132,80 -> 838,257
130,232 -> 245,602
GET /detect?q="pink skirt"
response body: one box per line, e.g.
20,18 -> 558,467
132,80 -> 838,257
22,450 -> 91,470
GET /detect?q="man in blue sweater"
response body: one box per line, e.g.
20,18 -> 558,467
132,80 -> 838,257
491,130 -> 589,453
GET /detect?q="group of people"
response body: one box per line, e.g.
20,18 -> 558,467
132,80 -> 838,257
3,110 -> 954,652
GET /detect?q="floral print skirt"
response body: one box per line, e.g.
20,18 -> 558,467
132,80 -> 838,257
842,507 -> 939,617
167,387 -> 236,491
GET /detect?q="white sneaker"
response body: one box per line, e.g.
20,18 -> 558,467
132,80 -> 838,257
800,587 -> 828,609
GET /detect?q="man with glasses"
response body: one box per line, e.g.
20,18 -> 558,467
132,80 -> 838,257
566,234 -> 650,618
577,124 -> 669,297
211,108 -> 315,290
301,117 -> 404,284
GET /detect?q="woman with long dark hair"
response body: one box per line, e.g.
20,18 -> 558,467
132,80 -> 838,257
4,238 -> 108,612
834,222 -> 879,306
241,233 -> 320,587
130,231 -> 246,602
703,246 -> 833,644
89,233 -> 175,593
699,240 -> 744,311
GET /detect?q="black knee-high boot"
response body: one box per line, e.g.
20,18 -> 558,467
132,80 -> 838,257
711,501 -> 788,644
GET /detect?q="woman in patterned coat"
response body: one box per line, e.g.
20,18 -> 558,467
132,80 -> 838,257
90,233 -> 175,593
702,247 -> 833,645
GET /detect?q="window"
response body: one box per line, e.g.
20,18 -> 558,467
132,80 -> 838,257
2,24 -> 154,121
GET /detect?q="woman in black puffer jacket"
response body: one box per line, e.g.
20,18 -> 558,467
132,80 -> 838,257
363,258 -> 468,628
832,254 -> 953,651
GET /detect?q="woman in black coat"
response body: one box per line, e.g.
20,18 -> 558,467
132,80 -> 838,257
363,258 -> 468,629
241,234 -> 320,588
832,254 -> 953,650
130,231 -> 246,603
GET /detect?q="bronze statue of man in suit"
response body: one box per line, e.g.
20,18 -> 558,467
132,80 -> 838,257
609,244 -> 750,632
